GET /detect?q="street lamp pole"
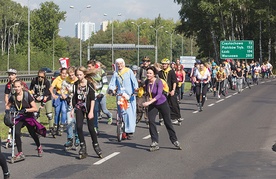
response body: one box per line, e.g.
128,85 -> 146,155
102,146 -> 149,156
52,28 -> 62,71
177,34 -> 184,56
28,0 -> 30,74
131,21 -> 146,66
166,30 -> 174,61
150,26 -> 164,63
104,13 -> 122,64
7,23 -> 19,71
70,5 -> 91,66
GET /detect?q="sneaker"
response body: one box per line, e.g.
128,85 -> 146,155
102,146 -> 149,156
178,118 -> 184,121
173,141 -> 182,150
14,152 -> 25,160
122,132 -> 127,140
172,119 -> 179,124
4,171 -> 10,179
218,95 -> 220,99
37,145 -> 43,157
126,133 -> 133,140
94,127 -> 99,135
107,118 -> 112,125
159,119 -> 164,126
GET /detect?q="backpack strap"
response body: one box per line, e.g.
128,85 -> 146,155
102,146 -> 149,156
23,90 -> 31,108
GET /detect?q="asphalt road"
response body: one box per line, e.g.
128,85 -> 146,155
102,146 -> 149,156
1,78 -> 276,179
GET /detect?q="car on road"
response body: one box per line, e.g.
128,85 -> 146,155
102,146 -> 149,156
40,67 -> 52,73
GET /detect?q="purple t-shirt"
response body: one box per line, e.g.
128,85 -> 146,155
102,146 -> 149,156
146,79 -> 167,105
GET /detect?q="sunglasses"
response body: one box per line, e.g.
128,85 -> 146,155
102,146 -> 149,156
38,76 -> 45,78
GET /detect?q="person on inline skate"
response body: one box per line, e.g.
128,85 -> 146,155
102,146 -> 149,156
29,70 -> 54,136
71,66 -> 102,159
159,58 -> 183,124
136,56 -> 151,125
142,66 -> 182,151
87,59 -> 112,135
5,80 -> 46,161
216,65 -> 226,99
192,62 -> 211,111
49,68 -> 68,137
109,58 -> 138,140
4,69 -> 28,148
62,67 -> 80,151
175,64 -> 186,101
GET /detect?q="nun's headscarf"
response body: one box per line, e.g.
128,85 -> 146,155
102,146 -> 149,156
115,58 -> 125,71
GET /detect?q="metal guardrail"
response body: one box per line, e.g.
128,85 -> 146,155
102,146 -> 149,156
0,71 -> 114,83
0,73 -> 53,83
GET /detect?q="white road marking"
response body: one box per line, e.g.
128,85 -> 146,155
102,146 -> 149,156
143,135 -> 151,139
193,111 -> 198,114
233,92 -> 238,95
93,152 -> 120,165
208,103 -> 214,107
261,82 -> 265,84
143,132 -> 159,139
216,99 -> 224,103
226,95 -> 232,99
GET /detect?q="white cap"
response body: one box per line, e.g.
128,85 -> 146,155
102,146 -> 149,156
6,69 -> 17,74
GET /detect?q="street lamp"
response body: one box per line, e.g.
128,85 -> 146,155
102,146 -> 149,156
166,30 -> 174,61
177,34 -> 184,56
70,5 -> 91,66
7,23 -> 19,71
150,25 -> 164,63
52,28 -> 62,71
104,13 -> 122,64
131,21 -> 146,66
28,0 -> 30,74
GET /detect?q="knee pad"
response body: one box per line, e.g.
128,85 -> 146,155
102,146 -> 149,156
46,113 -> 53,120
34,112 -> 39,119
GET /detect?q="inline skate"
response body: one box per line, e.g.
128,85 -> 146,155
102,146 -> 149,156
93,143 -> 103,158
79,142 -> 88,159
149,141 -> 160,152
64,138 -> 73,151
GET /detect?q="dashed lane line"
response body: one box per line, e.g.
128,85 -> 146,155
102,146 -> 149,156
143,135 -> 151,140
208,103 -> 214,107
226,95 -> 232,99
216,99 -> 224,103
233,92 -> 238,95
193,111 -> 198,114
93,152 -> 120,165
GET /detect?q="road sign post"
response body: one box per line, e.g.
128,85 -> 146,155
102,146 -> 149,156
220,40 -> 254,59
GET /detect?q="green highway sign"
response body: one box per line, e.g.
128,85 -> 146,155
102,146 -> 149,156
220,40 -> 254,59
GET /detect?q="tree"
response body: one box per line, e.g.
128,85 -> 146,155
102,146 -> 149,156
31,2 -> 66,51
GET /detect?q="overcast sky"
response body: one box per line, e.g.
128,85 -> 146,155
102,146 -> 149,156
14,0 -> 181,37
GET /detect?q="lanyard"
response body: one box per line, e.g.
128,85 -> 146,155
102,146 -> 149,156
15,95 -> 23,110
148,80 -> 156,100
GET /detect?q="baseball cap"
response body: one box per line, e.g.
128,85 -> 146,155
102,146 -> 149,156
131,65 -> 138,71
6,69 -> 17,74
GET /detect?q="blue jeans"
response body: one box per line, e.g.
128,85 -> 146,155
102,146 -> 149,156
94,95 -> 112,128
54,97 -> 67,125
66,107 -> 78,139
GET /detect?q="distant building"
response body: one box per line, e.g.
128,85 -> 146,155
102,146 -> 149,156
101,21 -> 109,32
75,22 -> 96,41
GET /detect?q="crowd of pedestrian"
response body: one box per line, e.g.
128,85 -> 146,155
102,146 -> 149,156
1,55 -> 274,178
